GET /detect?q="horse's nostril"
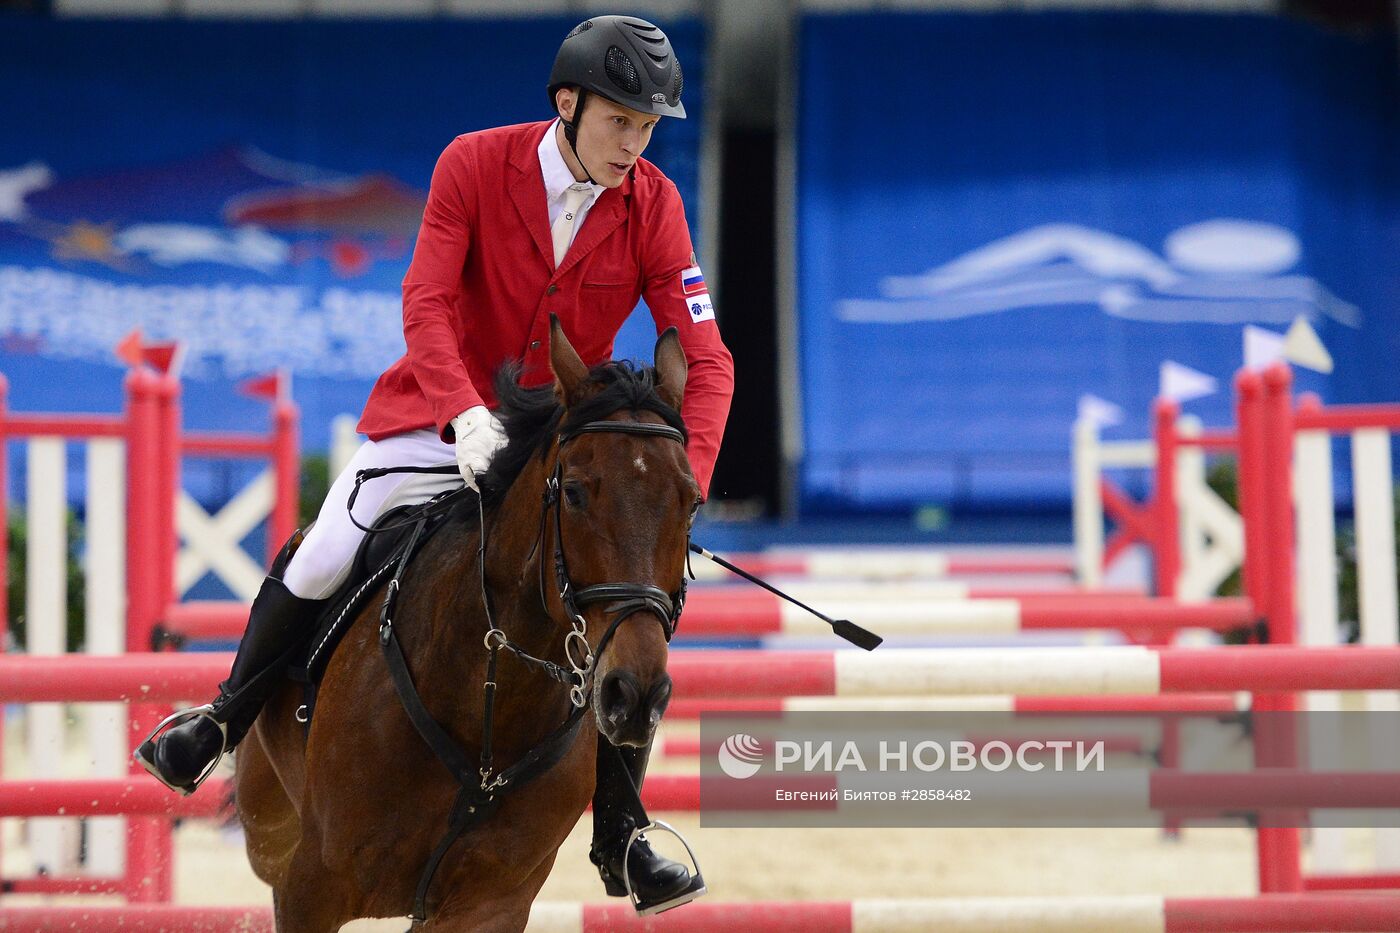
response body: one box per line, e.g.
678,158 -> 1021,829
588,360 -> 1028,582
645,676 -> 673,718
600,671 -> 641,727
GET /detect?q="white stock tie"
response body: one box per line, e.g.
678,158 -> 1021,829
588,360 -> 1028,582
551,184 -> 592,267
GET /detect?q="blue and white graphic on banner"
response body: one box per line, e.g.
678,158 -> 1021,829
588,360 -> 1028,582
0,18 -> 703,450
798,12 -> 1399,510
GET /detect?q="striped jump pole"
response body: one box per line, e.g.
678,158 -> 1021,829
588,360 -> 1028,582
23,768 -> 1390,818
660,734 -> 1151,759
1305,872 -> 1400,892
4,646 -> 1399,702
4,895 -> 1397,932
670,593 -> 1256,638
664,646 -> 1400,698
688,547 -> 1076,582
665,694 -> 1243,719
526,895 -> 1400,932
0,653 -> 228,703
0,778 -> 229,819
153,589 -> 1209,644
634,772 -> 1400,814
0,906 -> 273,931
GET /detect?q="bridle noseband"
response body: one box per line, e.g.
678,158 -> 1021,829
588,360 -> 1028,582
533,418 -> 689,707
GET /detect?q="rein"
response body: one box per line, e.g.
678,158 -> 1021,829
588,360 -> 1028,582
360,417 -> 687,925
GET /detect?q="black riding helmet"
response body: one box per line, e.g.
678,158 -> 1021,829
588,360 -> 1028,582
548,15 -> 687,121
547,16 -> 686,183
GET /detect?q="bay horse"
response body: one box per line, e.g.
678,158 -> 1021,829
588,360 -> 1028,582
235,318 -> 701,931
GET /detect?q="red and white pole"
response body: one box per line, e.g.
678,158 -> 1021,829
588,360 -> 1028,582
122,366 -> 164,902
269,391 -> 299,561
1152,398 -> 1181,600
1253,363 -> 1301,893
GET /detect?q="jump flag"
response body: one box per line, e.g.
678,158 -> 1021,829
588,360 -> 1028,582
1244,325 -> 1287,371
114,329 -> 183,376
1244,318 -> 1334,374
238,368 -> 290,404
1159,361 -> 1218,404
1077,393 -> 1124,429
1283,316 -> 1334,374
115,329 -> 143,368
142,341 -> 183,378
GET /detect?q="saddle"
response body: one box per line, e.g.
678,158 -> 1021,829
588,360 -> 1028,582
286,492 -> 459,730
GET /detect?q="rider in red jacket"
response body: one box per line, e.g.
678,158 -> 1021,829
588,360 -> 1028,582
138,15 -> 732,914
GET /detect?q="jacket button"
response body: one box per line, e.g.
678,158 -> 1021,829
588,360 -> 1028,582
546,285 -> 558,295
530,340 -> 541,349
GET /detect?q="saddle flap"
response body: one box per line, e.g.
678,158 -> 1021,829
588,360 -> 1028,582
291,500 -> 456,703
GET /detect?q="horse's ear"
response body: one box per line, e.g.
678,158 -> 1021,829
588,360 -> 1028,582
653,326 -> 687,412
550,315 -> 589,405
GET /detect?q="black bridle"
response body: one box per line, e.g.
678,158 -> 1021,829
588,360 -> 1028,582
370,415 -> 690,925
533,419 -> 688,705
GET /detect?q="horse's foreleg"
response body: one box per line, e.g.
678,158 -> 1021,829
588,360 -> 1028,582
235,722 -> 301,890
273,842 -> 356,933
423,852 -> 558,933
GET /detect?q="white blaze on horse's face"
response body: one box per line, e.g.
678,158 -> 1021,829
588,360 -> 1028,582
633,455 -> 648,473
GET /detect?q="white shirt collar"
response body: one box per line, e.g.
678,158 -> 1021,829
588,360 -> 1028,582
538,119 -> 605,207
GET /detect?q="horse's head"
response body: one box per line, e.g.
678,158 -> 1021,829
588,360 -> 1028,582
544,317 -> 698,747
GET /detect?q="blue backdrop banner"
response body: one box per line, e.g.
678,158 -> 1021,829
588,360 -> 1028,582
0,16 -> 704,459
797,11 -> 1399,512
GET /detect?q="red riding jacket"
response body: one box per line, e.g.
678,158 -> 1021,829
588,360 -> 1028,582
357,120 -> 734,497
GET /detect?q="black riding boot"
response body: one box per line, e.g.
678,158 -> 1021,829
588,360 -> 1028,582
590,735 -> 703,912
135,576 -> 324,794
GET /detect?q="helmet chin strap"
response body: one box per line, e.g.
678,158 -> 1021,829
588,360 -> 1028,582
560,89 -> 598,186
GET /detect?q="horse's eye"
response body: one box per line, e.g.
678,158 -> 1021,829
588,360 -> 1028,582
688,498 -> 702,523
563,482 -> 587,509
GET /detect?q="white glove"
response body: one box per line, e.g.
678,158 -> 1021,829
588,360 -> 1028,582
450,406 -> 507,490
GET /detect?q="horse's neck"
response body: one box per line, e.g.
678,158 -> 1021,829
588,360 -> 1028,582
469,455 -> 581,735
454,454 -> 571,681
404,456 -> 574,748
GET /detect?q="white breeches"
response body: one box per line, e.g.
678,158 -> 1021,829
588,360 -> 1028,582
281,428 -> 461,600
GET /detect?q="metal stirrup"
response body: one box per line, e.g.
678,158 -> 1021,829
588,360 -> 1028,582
134,705 -> 230,797
620,820 -> 708,916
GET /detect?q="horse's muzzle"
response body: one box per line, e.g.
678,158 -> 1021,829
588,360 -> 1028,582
596,669 -> 672,747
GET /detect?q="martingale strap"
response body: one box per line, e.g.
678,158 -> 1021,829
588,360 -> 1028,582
378,506 -> 592,924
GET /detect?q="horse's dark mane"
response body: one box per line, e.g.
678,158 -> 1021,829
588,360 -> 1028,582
474,360 -> 687,510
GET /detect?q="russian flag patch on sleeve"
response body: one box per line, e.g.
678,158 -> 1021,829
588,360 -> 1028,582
680,265 -> 707,296
679,264 -> 714,322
